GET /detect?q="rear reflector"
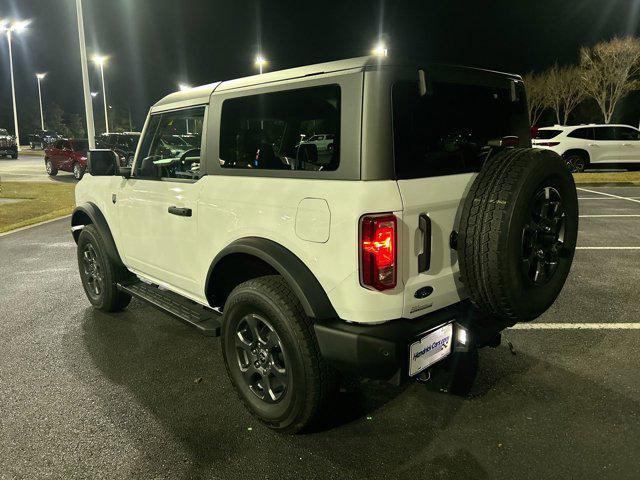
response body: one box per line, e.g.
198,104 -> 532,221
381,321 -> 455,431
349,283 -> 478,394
360,214 -> 397,291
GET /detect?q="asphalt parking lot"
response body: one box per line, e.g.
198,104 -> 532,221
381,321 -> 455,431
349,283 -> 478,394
1,185 -> 639,479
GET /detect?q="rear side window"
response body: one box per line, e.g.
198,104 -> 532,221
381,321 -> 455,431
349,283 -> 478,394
392,80 -> 526,179
535,130 -> 562,139
615,127 -> 640,141
220,85 -> 340,172
567,128 -> 594,140
594,127 -> 616,141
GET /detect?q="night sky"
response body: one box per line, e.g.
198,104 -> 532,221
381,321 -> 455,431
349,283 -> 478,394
1,0 -> 640,133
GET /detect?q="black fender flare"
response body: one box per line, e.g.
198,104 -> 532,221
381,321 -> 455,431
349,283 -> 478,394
71,203 -> 124,267
206,237 -> 338,320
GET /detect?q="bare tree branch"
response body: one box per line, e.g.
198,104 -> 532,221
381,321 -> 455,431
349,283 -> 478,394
523,72 -> 548,126
580,36 -> 640,124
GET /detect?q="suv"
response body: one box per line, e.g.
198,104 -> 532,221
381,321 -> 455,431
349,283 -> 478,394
0,128 -> 18,159
71,57 -> 578,433
28,130 -> 61,150
96,132 -> 141,166
45,139 -> 89,179
533,124 -> 640,172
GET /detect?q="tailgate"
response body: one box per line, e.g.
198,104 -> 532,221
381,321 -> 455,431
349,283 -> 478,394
398,174 -> 474,318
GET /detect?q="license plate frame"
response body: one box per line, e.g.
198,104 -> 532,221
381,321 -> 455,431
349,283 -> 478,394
408,322 -> 453,376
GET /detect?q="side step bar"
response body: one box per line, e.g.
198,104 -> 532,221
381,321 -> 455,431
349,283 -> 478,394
117,280 -> 221,337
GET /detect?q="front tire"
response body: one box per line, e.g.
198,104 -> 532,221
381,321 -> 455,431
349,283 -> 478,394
73,162 -> 85,180
221,275 -> 336,433
565,153 -> 587,173
45,159 -> 57,176
77,224 -> 132,312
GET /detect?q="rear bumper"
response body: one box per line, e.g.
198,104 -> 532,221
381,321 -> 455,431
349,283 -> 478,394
314,301 -> 509,384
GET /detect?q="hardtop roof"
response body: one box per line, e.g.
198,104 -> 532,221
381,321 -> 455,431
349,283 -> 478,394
152,55 -> 522,111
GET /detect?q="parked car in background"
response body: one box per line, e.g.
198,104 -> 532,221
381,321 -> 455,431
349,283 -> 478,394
28,130 -> 61,150
96,132 -> 141,166
0,128 -> 18,159
44,138 -> 89,180
299,133 -> 335,152
533,124 -> 640,172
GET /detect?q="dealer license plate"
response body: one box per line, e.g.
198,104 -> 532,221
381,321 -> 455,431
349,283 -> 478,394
408,323 -> 453,376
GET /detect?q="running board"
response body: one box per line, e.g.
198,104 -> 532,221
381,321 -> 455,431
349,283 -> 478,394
117,280 -> 221,337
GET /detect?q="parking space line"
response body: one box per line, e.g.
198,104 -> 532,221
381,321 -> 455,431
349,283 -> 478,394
576,246 -> 640,250
578,197 -> 640,200
510,323 -> 640,330
579,214 -> 640,217
576,187 -> 640,204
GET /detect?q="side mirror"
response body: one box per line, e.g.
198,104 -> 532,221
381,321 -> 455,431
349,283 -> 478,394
88,149 -> 119,176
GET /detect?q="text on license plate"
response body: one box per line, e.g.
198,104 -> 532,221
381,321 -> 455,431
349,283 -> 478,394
409,323 -> 453,376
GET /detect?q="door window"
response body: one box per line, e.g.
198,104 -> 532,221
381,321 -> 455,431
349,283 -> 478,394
567,128 -> 594,140
593,127 -> 616,141
134,107 -> 205,180
219,85 -> 341,171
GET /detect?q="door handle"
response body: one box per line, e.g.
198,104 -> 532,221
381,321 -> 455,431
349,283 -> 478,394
168,206 -> 192,217
418,213 -> 432,273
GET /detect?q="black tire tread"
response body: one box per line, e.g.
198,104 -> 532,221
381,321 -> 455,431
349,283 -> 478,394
223,275 -> 335,434
78,224 -> 132,312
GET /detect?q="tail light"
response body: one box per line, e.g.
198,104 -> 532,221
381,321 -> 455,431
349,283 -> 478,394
360,214 -> 397,291
536,142 -> 560,147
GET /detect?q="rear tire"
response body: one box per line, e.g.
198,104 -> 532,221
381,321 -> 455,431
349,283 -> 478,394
221,275 -> 336,433
77,224 -> 132,312
457,148 -> 578,322
564,152 -> 588,173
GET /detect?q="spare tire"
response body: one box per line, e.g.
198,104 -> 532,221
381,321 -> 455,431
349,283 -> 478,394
457,148 -> 578,322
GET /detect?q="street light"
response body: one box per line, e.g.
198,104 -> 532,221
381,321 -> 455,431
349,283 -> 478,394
371,41 -> 388,57
92,54 -> 110,134
91,91 -> 99,98
255,55 -> 267,74
1,19 -> 31,151
35,73 -> 46,131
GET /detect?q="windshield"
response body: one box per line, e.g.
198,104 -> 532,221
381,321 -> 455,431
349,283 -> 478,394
392,79 -> 528,179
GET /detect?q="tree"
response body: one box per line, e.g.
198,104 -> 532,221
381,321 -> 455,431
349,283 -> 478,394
523,72 -> 548,126
67,113 -> 86,138
544,64 -> 564,124
558,66 -> 587,125
580,36 -> 640,123
45,102 -> 69,137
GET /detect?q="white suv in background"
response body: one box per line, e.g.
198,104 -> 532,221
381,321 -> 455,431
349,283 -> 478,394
533,124 -> 640,172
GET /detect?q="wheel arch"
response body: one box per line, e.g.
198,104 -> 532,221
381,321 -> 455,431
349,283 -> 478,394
71,203 -> 124,267
206,237 -> 338,320
563,148 -> 590,163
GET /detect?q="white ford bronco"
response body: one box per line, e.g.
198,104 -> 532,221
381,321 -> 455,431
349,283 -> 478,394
72,56 -> 578,433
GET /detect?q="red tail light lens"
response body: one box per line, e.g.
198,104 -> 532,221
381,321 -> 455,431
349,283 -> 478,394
536,142 -> 560,147
360,214 -> 397,291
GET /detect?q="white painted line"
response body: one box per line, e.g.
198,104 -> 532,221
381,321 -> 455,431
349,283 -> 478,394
578,197 -> 640,200
510,323 -> 640,330
576,187 -> 640,204
579,214 -> 640,218
576,246 -> 640,250
0,214 -> 71,237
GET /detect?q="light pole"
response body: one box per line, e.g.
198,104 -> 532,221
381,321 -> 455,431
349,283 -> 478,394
74,0 -> 96,149
1,19 -> 30,151
255,55 -> 267,74
92,55 -> 110,134
35,73 -> 46,131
